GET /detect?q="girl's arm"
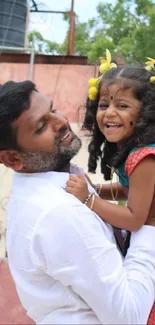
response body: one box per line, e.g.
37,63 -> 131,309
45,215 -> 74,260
66,156 -> 155,232
84,173 -> 127,201
99,182 -> 127,201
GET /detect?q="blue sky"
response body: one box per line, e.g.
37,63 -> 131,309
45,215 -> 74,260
29,0 -> 114,43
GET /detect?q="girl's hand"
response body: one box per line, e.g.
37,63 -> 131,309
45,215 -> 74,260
65,174 -> 89,202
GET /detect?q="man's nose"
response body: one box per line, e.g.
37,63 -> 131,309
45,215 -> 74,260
51,111 -> 68,132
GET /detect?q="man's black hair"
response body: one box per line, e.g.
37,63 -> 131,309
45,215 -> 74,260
0,80 -> 36,150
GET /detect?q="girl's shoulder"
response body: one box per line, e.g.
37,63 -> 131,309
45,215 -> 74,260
117,144 -> 155,188
125,143 -> 155,177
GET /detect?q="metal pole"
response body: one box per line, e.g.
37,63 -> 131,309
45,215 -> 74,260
0,46 -> 35,81
0,46 -> 33,52
30,10 -> 70,14
67,0 -> 75,55
24,0 -> 31,48
29,48 -> 35,81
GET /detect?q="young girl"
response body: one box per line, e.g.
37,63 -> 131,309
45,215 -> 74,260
66,54 -> 155,324
65,52 -> 155,234
66,52 -> 155,323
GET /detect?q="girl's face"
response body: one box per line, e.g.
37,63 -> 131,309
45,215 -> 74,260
96,83 -> 141,143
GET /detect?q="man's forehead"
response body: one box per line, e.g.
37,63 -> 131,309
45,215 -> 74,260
30,91 -> 51,110
27,93 -> 52,124
13,91 -> 52,128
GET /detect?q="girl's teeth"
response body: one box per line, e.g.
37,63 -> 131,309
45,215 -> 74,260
107,123 -> 120,127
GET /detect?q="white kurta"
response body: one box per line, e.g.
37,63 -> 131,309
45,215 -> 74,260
6,164 -> 155,324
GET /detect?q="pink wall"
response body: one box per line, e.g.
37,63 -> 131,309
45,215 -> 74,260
0,63 -> 95,122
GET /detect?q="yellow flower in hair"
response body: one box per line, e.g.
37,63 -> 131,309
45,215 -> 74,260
145,57 -> 155,71
88,49 -> 117,100
145,57 -> 155,66
88,78 -> 98,87
150,76 -> 155,83
99,49 -> 117,74
88,86 -> 98,100
145,65 -> 153,72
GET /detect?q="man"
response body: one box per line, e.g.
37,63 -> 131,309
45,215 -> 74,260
1,80 -> 155,324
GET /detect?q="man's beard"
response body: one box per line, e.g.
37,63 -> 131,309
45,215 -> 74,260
20,131 -> 82,173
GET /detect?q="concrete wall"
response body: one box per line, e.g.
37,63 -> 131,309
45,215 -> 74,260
0,63 -> 96,122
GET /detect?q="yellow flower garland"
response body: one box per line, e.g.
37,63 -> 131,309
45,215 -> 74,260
145,57 -> 155,83
88,49 -> 117,100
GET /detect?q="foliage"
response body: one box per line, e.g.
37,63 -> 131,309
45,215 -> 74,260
28,0 -> 155,64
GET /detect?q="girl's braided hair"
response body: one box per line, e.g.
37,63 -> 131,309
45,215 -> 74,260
83,65 -> 155,180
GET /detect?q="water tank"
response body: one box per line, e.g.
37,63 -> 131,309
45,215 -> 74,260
0,0 -> 27,48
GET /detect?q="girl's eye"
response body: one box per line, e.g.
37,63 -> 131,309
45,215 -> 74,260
117,104 -> 128,109
98,103 -> 109,110
51,109 -> 56,113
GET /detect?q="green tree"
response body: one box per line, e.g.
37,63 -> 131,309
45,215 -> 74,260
89,0 -> 155,63
61,0 -> 155,63
131,0 -> 155,62
58,14 -> 93,56
28,31 -> 60,54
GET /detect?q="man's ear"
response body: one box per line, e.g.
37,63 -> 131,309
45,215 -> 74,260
0,150 -> 24,171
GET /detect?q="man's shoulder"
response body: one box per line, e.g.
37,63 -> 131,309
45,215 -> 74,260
7,180 -> 82,248
8,180 -> 74,215
7,166 -> 100,232
7,170 -> 83,223
9,165 -> 85,210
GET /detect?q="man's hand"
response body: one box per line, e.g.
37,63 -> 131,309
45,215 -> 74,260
65,174 -> 89,202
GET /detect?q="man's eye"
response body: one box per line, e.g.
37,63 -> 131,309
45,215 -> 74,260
98,103 -> 109,110
51,108 -> 56,113
36,122 -> 46,134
